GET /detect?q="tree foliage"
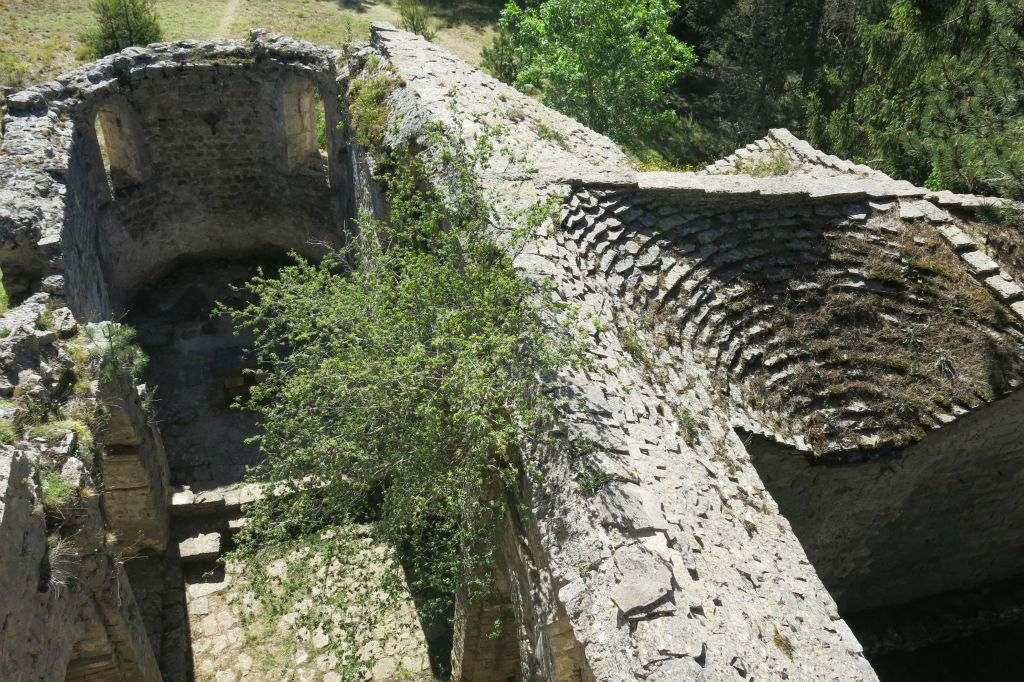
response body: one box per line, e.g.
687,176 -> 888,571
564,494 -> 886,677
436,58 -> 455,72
808,0 -> 1024,199
397,0 -> 437,42
222,94 -> 581,676
83,0 -> 164,58
668,0 -> 1023,200
495,0 -> 695,146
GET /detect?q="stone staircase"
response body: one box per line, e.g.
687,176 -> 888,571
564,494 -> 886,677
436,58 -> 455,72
171,482 -> 259,564
167,482 -> 255,681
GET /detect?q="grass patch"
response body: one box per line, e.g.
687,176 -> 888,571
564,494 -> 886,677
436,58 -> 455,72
0,419 -> 16,444
736,219 -> 1021,453
0,53 -> 30,89
40,470 -> 78,510
735,151 -> 791,177
577,464 -> 612,495
0,0 -> 500,86
772,626 -> 795,659
676,408 -> 704,446
347,68 -> 398,159
619,327 -> 652,369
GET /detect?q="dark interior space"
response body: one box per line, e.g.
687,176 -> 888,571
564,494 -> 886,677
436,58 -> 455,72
868,620 -> 1024,681
744,420 -> 1024,681
124,252 -> 294,489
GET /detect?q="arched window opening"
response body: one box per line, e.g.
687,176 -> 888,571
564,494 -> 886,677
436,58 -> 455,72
282,78 -> 329,178
95,100 -> 149,193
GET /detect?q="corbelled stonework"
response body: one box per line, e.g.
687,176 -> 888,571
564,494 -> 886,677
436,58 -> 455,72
2,24 -> 1023,681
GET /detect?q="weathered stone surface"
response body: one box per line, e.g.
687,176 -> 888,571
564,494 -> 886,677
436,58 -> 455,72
359,25 -> 885,681
962,249 -> 1001,276
6,89 -> 48,113
178,531 -> 221,563
3,21 -> 1022,682
597,481 -> 669,533
0,448 -> 161,681
611,542 -> 675,615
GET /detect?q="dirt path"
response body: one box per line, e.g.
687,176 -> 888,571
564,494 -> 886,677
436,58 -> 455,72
216,0 -> 241,37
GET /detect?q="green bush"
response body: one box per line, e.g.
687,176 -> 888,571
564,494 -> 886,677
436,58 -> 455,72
224,116 -> 583,676
480,26 -> 521,84
0,419 -> 16,445
82,0 -> 164,58
40,471 -> 78,511
87,324 -> 148,385
498,0 -> 695,146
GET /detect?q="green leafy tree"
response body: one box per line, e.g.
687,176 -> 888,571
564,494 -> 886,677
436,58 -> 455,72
83,0 -> 164,58
497,0 -> 695,145
223,92 -> 582,676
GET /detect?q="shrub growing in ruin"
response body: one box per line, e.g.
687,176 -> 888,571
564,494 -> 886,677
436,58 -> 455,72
222,117 -> 582,674
398,0 -> 437,42
83,0 -> 164,58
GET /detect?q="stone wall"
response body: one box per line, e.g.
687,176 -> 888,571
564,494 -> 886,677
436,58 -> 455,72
3,21 -> 1024,682
2,32 -> 349,320
749,390 -> 1024,613
357,24 -> 881,681
0,31 -> 356,682
0,447 -> 161,681
355,23 -> 1024,681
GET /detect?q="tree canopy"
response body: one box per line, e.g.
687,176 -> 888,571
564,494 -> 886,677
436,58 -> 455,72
660,0 -> 1024,198
493,0 -> 695,146
808,0 -> 1024,199
83,0 -> 164,58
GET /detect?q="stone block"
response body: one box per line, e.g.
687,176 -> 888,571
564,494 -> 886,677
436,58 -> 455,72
178,532 -> 221,563
597,482 -> 669,534
611,542 -> 675,615
7,90 -> 48,114
962,250 -> 1000,276
984,274 -> 1024,302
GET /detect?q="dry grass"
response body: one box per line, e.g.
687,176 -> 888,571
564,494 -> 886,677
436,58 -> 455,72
0,0 -> 500,87
732,216 -> 1023,453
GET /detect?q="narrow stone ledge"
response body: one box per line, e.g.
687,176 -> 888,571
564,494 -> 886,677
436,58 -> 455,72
984,274 -> 1024,302
962,250 -> 1001,277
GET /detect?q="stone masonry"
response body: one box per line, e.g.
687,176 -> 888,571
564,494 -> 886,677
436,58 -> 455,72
2,23 -> 1023,681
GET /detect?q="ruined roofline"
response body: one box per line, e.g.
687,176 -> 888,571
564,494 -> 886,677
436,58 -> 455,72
705,126 -> 1022,212
3,29 -> 341,118
3,22 -> 1023,681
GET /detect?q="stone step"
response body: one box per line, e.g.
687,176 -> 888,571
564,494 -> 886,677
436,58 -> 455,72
170,482 -> 261,520
176,531 -> 221,564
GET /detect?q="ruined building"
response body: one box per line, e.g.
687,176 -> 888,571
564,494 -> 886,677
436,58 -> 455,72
2,25 -> 1024,681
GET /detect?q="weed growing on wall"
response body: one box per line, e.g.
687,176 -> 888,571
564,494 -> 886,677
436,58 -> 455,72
222,83 -> 583,677
84,323 -> 148,386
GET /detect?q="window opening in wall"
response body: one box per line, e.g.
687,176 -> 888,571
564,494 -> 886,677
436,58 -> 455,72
94,104 -> 148,193
315,89 -> 328,154
94,117 -> 113,192
283,79 -> 329,182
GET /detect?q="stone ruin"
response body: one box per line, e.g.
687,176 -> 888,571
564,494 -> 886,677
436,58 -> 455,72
2,23 -> 1024,681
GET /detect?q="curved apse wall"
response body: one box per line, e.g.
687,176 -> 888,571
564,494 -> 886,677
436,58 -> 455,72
16,32 -> 355,320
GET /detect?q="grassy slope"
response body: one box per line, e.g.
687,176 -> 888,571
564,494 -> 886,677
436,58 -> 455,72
0,0 -> 710,168
0,0 -> 500,87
